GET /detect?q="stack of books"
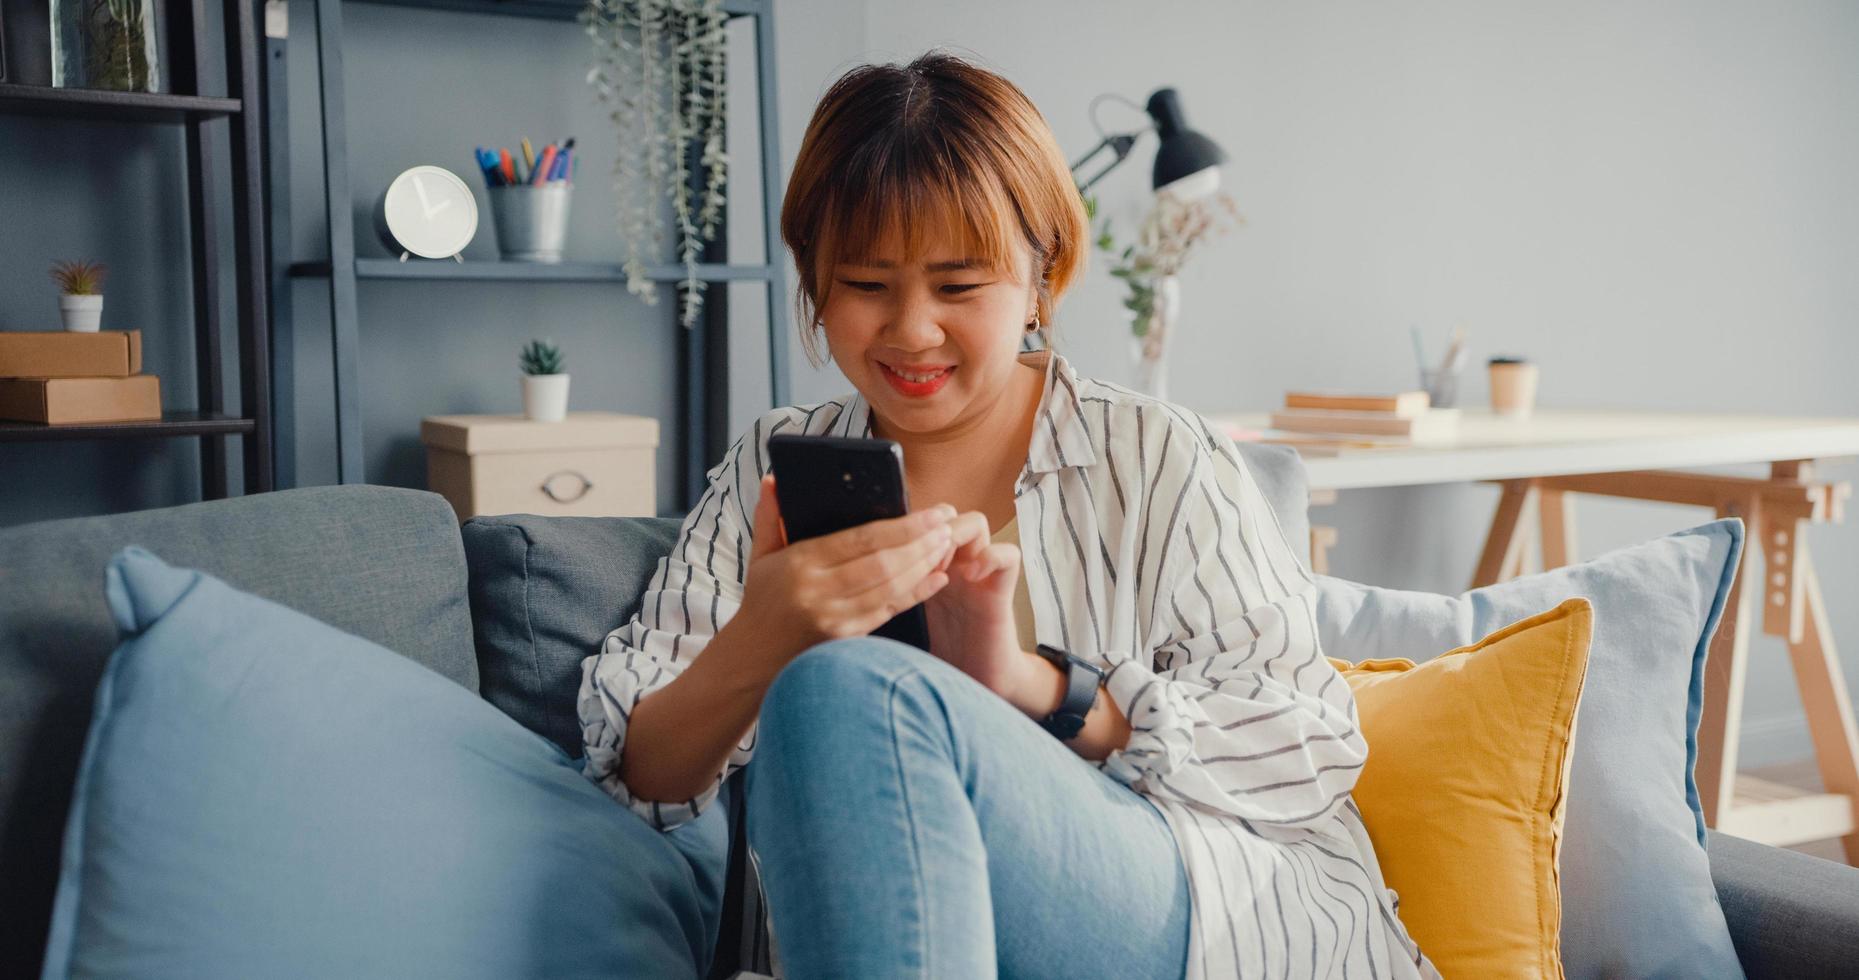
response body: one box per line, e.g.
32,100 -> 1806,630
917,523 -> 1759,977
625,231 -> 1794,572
1264,390 -> 1459,454
0,330 -> 161,424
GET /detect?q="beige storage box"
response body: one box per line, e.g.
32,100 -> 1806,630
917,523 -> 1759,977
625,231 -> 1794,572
420,411 -> 659,521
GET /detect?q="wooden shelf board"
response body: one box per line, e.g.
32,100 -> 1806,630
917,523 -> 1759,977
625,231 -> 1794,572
290,259 -> 777,283
0,83 -> 241,123
0,412 -> 256,443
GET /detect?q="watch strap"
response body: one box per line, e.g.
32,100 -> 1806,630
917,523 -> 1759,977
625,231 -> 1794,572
1035,644 -> 1102,740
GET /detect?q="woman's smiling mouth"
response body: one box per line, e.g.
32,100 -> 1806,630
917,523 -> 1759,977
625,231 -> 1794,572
878,361 -> 956,397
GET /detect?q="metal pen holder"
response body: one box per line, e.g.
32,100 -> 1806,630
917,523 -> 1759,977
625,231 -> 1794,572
1420,366 -> 1462,409
488,184 -> 572,263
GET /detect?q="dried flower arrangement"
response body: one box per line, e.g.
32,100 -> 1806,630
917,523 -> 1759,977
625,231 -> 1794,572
1088,191 -> 1241,352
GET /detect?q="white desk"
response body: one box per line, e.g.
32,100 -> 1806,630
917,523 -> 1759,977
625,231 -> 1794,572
1219,408 -> 1859,491
1216,408 -> 1859,862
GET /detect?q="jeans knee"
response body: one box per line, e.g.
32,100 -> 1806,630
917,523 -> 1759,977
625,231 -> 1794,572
760,637 -> 917,727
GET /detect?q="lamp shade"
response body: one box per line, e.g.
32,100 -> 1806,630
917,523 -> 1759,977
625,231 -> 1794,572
1145,88 -> 1227,196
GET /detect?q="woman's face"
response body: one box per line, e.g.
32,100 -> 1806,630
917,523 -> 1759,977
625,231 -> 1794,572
820,225 -> 1036,439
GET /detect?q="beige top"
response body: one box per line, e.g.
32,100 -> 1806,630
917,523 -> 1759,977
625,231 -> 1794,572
992,516 -> 1038,654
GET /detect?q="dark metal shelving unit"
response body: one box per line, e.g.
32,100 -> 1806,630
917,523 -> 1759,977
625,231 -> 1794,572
271,0 -> 791,510
0,413 -> 255,442
0,82 -> 242,122
0,0 -> 274,501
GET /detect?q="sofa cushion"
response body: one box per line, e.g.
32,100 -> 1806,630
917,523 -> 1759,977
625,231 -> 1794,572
1232,442 -> 1310,567
0,485 -> 475,978
41,547 -> 726,980
463,515 -> 682,756
1341,599 -> 1592,978
1316,519 -> 1745,979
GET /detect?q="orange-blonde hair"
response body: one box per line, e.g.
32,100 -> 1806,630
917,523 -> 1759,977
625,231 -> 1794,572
780,50 -> 1089,365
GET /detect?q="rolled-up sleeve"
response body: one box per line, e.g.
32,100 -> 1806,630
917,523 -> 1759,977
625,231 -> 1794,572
577,430 -> 762,830
1098,429 -> 1364,842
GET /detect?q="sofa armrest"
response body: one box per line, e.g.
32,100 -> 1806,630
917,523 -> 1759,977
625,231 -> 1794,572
1709,830 -> 1859,978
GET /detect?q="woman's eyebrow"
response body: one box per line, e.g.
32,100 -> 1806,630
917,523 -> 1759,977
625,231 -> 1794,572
850,259 -> 984,272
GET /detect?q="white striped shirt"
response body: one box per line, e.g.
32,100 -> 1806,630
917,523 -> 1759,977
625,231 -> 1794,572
579,350 -> 1436,979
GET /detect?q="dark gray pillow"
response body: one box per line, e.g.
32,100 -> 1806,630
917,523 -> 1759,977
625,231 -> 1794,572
462,515 -> 682,756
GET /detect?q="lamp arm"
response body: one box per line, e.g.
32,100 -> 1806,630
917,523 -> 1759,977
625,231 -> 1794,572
1070,131 -> 1142,194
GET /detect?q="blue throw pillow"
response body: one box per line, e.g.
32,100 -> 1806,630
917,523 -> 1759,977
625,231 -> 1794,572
1316,519 -> 1745,980
41,547 -> 727,980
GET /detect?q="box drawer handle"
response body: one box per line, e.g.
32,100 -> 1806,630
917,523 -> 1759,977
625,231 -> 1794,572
540,470 -> 595,504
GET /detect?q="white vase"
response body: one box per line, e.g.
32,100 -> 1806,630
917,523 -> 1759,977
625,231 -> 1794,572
1131,275 -> 1180,400
522,373 -> 570,422
60,294 -> 103,332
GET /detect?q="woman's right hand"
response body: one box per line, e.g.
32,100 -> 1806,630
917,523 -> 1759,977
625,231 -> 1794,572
734,473 -> 958,663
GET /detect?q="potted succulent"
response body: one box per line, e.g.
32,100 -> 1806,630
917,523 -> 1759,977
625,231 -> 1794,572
520,339 -> 569,422
51,260 -> 108,332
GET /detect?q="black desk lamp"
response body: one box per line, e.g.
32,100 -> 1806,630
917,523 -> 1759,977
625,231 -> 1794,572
1071,88 -> 1228,199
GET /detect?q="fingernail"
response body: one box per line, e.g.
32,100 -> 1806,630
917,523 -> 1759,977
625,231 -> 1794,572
936,503 -> 957,520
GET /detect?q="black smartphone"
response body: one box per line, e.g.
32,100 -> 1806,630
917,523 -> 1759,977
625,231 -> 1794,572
765,434 -> 933,652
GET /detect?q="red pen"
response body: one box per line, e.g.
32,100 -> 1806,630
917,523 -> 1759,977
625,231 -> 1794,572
532,143 -> 558,185
499,147 -> 516,185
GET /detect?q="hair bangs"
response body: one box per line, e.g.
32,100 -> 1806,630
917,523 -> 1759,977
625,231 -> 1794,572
817,145 -> 1022,279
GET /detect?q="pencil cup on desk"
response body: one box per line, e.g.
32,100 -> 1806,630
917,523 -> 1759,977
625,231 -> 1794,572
1419,366 -> 1461,409
487,183 -> 572,263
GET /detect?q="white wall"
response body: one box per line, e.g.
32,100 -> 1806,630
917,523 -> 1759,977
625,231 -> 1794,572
752,0 -> 1859,767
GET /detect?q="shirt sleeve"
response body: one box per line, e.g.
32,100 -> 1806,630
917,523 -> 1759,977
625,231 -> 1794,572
576,424 -> 765,831
1097,424 -> 1365,842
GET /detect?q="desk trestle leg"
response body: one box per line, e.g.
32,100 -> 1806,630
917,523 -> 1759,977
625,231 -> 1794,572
1475,464 -> 1859,863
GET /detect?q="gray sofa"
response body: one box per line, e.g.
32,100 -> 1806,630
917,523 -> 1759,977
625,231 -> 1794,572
3,462 -> 1857,977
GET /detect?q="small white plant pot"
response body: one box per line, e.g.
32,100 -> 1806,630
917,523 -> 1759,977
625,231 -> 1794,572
522,373 -> 570,422
60,294 -> 103,332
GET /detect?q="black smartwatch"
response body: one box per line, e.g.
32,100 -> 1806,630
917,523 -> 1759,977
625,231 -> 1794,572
1033,643 -> 1105,740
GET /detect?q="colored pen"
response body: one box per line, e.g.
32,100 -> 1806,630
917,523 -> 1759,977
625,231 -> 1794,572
546,136 -> 568,181
499,147 -> 516,185
520,137 -> 537,176
476,147 -> 503,186
532,143 -> 558,185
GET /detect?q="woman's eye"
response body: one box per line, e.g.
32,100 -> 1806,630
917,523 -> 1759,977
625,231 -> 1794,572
843,280 -> 885,292
940,283 -> 983,295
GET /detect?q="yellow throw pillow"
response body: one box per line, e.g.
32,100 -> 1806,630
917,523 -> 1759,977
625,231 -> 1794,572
1334,598 -> 1591,979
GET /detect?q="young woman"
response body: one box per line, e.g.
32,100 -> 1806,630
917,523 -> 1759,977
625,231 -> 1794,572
579,51 -> 1436,980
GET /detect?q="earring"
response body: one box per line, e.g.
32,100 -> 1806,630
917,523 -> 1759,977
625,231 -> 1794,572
1025,312 -> 1041,334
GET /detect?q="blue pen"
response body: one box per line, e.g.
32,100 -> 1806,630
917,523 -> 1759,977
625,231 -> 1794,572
475,146 -> 502,186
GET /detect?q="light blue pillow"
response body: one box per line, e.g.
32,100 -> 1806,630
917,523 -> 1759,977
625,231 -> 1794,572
41,547 -> 727,980
1316,519 -> 1745,980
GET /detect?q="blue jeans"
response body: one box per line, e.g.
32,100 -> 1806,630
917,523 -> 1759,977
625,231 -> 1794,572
745,638 -> 1192,980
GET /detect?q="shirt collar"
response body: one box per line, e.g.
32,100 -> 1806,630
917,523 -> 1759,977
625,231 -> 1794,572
836,350 -> 1099,490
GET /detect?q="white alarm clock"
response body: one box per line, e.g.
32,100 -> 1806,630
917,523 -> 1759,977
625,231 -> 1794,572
373,165 -> 479,261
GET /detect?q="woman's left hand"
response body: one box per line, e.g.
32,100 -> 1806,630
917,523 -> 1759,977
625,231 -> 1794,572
922,512 -> 1042,705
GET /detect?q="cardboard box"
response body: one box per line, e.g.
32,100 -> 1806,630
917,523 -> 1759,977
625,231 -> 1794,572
0,375 -> 162,424
420,411 -> 659,520
0,330 -> 143,378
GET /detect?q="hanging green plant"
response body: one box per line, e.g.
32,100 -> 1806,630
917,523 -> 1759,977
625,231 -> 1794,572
582,0 -> 729,329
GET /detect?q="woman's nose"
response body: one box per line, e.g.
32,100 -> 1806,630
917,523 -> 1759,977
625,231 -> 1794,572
884,293 -> 945,350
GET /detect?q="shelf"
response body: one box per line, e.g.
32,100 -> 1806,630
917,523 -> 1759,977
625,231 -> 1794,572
0,412 -> 256,443
0,83 -> 241,124
290,259 -> 779,283
350,0 -> 762,20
